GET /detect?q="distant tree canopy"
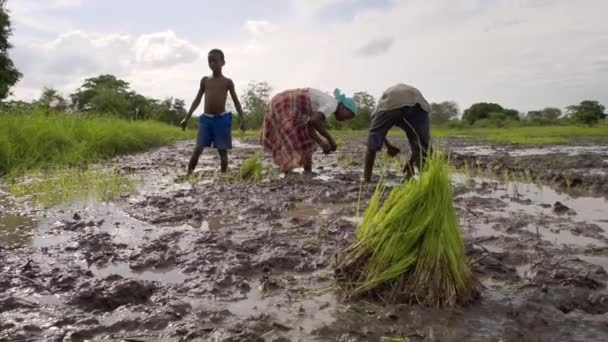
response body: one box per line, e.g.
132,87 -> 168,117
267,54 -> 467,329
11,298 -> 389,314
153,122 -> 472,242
430,101 -> 459,124
527,107 -> 562,120
240,81 -> 272,130
462,102 -> 520,125
567,100 -> 606,126
5,64 -> 607,131
70,74 -> 130,112
0,0 -> 22,100
65,74 -> 186,125
37,87 -> 68,111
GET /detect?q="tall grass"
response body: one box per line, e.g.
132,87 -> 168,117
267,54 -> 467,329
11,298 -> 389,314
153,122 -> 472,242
0,110 -> 194,175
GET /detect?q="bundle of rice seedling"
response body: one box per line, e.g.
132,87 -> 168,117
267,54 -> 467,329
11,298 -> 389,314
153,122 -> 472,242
335,150 -> 479,307
239,153 -> 264,182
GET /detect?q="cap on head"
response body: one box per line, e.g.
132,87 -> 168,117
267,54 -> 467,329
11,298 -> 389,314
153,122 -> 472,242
333,88 -> 357,115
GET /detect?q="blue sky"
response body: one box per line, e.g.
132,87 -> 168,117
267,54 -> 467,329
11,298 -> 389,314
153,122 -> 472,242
6,0 -> 608,113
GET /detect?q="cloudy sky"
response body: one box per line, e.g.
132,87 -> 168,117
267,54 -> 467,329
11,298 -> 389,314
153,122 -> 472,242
6,0 -> 608,112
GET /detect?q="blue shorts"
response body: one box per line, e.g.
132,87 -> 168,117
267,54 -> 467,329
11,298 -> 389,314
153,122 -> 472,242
197,112 -> 232,150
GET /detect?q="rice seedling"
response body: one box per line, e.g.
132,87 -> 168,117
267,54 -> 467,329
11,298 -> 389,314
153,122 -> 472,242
512,181 -> 520,199
335,138 -> 346,149
524,169 -> 533,184
9,166 -> 136,208
335,149 -> 480,307
534,176 -> 544,192
503,169 -> 511,194
462,162 -> 473,188
565,176 -> 572,192
475,163 -> 483,181
339,155 -> 354,168
239,153 -> 264,182
216,153 -> 266,184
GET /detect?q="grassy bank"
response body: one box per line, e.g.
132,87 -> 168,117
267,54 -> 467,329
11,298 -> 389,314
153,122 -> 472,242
431,124 -> 608,145
0,111 -> 194,175
233,122 -> 608,146
328,123 -> 608,145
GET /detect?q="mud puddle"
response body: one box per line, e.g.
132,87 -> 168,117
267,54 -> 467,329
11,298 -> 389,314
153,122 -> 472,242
453,145 -> 608,157
2,138 -> 608,341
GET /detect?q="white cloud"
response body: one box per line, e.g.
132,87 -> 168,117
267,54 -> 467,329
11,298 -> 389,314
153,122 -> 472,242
8,0 -> 608,112
134,31 -> 201,67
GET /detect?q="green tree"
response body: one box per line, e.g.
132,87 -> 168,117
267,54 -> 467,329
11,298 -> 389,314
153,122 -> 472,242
89,87 -> 129,115
502,108 -> 521,121
463,102 -> 520,125
127,92 -> 156,120
150,97 -> 186,125
462,102 -> 504,124
430,101 -> 459,125
241,81 -> 272,129
347,91 -> 375,129
541,107 -> 562,120
567,100 -> 606,126
526,107 -> 562,125
70,74 -> 131,112
0,0 -> 22,100
37,87 -> 68,111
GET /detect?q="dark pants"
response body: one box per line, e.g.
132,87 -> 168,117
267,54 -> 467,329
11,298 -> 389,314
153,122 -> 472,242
367,104 -> 431,172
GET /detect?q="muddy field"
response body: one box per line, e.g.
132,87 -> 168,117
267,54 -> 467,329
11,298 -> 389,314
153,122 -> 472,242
1,135 -> 608,341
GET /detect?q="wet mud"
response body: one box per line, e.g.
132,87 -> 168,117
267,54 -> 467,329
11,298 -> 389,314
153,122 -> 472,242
1,136 -> 608,341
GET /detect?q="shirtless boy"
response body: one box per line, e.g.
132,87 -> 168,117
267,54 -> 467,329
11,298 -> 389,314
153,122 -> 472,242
180,49 -> 245,176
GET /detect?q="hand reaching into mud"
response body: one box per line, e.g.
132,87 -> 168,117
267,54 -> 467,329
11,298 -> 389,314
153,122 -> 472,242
387,145 -> 401,157
329,140 -> 338,152
321,142 -> 332,155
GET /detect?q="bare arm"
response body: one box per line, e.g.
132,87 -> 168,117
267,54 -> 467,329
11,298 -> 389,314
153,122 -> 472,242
310,112 -> 336,150
228,79 -> 244,117
309,126 -> 330,153
228,79 -> 245,130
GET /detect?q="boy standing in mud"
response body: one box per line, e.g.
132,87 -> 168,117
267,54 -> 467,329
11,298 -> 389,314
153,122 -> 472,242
180,49 -> 245,176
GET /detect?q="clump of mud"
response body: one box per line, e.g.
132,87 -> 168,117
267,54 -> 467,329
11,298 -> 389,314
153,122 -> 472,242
69,278 -> 156,311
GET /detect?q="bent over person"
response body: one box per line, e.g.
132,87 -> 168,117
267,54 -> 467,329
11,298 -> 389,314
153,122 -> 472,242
261,88 -> 357,174
364,83 -> 432,182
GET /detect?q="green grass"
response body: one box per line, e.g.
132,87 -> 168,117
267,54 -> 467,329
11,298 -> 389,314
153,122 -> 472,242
431,124 -> 608,145
329,122 -> 608,145
0,110 -> 194,175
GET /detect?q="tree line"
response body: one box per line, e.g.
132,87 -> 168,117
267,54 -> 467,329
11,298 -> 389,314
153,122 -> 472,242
1,1 -> 606,128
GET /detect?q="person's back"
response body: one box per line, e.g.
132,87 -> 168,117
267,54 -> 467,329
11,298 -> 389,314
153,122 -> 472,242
374,83 -> 431,116
364,83 -> 432,182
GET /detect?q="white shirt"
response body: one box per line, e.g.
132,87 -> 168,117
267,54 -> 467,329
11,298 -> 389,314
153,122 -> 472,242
307,88 -> 338,118
372,83 -> 431,116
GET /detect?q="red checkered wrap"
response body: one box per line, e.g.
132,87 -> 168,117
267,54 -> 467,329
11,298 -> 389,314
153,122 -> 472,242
261,88 -> 317,172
